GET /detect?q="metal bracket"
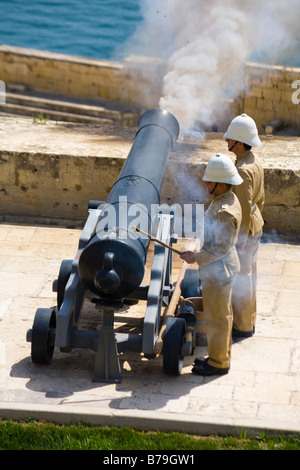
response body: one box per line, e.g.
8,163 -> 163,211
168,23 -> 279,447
93,307 -> 122,383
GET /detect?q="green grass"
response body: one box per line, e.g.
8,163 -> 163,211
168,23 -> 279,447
0,420 -> 299,450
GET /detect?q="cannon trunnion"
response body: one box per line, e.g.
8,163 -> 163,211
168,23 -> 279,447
26,109 -> 195,382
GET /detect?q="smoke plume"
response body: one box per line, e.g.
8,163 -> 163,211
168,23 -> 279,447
118,0 -> 300,139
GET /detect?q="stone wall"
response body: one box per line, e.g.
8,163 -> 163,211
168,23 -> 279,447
0,150 -> 124,220
0,115 -> 299,233
0,45 -> 164,108
1,45 -> 300,131
0,46 -> 299,234
1,147 -> 299,234
242,62 -> 300,132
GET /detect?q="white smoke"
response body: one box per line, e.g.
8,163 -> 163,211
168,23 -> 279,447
118,0 -> 300,139
240,0 -> 300,66
159,3 -> 248,138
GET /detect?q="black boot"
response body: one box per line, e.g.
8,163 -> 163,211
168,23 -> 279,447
232,326 -> 255,340
192,357 -> 229,376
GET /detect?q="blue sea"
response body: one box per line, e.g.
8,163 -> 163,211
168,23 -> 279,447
1,1 -> 299,67
0,0 -> 143,61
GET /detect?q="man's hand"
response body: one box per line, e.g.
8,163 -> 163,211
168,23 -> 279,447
180,251 -> 196,264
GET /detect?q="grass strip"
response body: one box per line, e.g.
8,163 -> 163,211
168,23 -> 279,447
0,419 -> 299,450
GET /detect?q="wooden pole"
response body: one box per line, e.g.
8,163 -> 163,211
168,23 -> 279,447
132,226 -> 183,255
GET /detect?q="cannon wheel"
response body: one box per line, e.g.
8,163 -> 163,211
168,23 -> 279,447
31,308 -> 56,365
163,317 -> 186,376
57,259 -> 73,309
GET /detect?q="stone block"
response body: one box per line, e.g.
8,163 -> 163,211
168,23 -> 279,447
263,88 -> 282,102
247,87 -> 263,98
244,97 -> 257,109
257,98 -> 274,111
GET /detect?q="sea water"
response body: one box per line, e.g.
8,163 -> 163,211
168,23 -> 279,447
1,0 -> 299,68
0,0 -> 142,61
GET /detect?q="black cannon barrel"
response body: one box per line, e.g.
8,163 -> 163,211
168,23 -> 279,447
78,109 -> 180,300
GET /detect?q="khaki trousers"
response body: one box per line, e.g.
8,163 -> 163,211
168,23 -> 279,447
232,232 -> 261,332
202,279 -> 233,369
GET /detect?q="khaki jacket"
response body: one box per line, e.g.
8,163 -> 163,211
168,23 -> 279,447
232,150 -> 265,248
194,190 -> 242,285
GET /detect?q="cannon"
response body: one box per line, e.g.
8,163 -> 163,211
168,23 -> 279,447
27,109 -> 197,382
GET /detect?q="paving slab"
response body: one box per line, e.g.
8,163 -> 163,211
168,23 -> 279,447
0,222 -> 300,437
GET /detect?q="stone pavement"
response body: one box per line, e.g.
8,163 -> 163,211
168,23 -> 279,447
0,222 -> 299,437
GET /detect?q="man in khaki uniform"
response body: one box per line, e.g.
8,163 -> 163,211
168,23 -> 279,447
180,154 -> 242,376
224,114 -> 265,338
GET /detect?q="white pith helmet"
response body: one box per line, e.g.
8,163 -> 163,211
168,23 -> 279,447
224,113 -> 261,148
203,154 -> 243,185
